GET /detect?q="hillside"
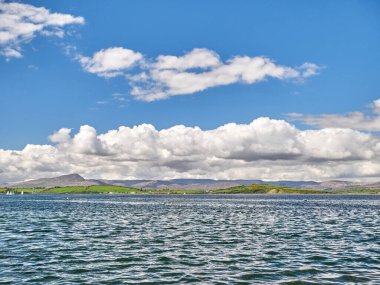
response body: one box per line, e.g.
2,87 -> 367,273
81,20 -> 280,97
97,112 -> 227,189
1,183 -> 380,195
4,174 -> 104,188
210,184 -> 332,194
3,173 -> 380,192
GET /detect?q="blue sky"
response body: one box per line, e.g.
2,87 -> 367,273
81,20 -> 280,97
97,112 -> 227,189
1,0 -> 379,149
1,0 -> 380,181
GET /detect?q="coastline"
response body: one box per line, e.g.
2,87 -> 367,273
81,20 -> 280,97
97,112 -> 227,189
2,185 -> 380,195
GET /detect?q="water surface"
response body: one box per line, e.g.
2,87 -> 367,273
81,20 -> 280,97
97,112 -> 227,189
1,194 -> 379,284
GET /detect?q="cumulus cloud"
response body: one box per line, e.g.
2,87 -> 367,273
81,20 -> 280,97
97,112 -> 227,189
1,118 -> 380,182
155,48 -> 221,70
0,1 -> 84,59
78,47 -> 143,77
289,98 -> 380,132
78,47 -> 321,101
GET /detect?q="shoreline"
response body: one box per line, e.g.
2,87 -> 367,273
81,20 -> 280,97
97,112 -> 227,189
2,185 -> 380,196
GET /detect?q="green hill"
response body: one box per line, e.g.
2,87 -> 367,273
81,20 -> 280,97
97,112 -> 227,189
208,184 -> 331,194
1,184 -> 379,195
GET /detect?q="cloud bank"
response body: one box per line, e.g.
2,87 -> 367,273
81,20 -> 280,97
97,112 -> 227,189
78,47 -> 321,101
0,1 -> 84,59
1,117 -> 380,183
289,98 -> 380,132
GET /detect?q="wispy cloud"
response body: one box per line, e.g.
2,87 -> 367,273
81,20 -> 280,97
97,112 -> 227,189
27,64 -> 38,70
0,2 -> 84,59
77,47 -> 321,102
289,99 -> 380,132
112,92 -> 129,102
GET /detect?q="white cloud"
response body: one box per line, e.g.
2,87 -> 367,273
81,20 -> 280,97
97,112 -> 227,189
373,99 -> 380,114
49,127 -> 71,144
78,47 -> 321,101
131,55 -> 303,101
155,48 -> 221,70
298,62 -> 321,77
0,2 -> 84,59
1,46 -> 21,58
289,98 -> 380,132
78,47 -> 143,77
1,117 -> 380,182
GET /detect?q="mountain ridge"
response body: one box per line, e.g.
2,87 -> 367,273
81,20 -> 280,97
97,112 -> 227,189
2,173 -> 380,190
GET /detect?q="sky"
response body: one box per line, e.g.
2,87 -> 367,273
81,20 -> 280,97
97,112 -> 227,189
1,0 -> 380,182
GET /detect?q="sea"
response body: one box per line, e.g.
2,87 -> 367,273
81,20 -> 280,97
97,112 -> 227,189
0,194 -> 379,284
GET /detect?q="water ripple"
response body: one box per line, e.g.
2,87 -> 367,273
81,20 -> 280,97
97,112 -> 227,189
0,194 -> 379,284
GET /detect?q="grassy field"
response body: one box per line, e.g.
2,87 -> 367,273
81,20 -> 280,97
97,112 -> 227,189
1,184 -> 379,195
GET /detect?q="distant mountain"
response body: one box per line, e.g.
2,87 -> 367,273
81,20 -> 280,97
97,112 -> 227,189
99,178 -> 380,191
4,174 -> 104,188
310,180 -> 380,190
2,173 -> 380,191
99,179 -> 260,190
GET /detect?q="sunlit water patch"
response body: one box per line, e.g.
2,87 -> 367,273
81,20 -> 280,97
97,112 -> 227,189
0,194 -> 379,284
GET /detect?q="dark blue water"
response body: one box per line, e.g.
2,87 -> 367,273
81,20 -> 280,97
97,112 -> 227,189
0,194 -> 379,284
